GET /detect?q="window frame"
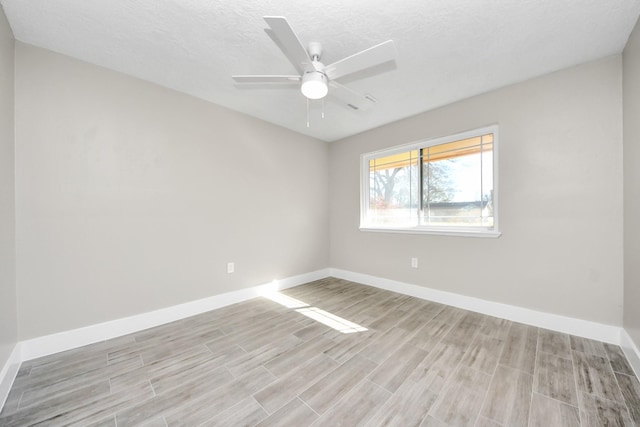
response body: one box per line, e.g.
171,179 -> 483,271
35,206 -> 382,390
360,125 -> 501,238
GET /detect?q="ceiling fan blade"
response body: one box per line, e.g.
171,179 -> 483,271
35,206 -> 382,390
263,16 -> 317,74
232,75 -> 301,84
329,81 -> 376,111
324,40 -> 396,81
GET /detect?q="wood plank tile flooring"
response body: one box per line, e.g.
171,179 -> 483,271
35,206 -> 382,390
1,277 -> 639,426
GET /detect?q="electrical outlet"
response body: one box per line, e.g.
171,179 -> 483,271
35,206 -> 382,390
227,262 -> 235,274
411,257 -> 418,268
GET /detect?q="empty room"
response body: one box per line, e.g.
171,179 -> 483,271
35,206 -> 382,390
1,1 -> 640,426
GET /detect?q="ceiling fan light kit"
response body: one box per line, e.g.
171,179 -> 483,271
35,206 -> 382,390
301,71 -> 328,99
232,16 -> 396,113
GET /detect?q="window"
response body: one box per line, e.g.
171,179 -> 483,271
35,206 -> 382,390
361,125 -> 500,237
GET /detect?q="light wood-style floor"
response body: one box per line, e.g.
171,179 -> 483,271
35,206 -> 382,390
1,278 -> 639,426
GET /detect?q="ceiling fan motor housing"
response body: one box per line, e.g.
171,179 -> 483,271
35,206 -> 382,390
308,42 -> 323,60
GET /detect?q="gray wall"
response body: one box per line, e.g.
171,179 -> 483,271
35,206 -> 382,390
624,18 -> 640,349
6,36 -> 634,341
0,6 -> 16,369
330,56 -> 624,326
14,43 -> 329,339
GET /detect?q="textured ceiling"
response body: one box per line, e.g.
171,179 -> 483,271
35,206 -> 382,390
2,1 -> 639,142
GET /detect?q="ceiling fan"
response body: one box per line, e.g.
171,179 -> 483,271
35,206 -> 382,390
232,16 -> 396,112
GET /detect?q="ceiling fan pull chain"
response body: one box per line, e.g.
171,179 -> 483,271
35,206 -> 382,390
306,98 -> 310,127
322,98 -> 325,119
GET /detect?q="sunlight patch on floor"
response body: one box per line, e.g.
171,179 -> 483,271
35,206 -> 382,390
261,290 -> 367,334
296,307 -> 368,334
262,291 -> 308,309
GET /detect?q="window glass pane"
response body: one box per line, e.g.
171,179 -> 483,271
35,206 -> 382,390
421,133 -> 493,227
481,135 -> 494,227
368,150 -> 418,227
423,152 -> 482,226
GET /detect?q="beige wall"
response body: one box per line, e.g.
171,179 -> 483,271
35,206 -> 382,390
330,56 -> 624,326
14,43 -> 329,339
624,18 -> 640,348
0,7 -> 16,369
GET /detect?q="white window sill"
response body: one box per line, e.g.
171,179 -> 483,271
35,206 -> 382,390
359,226 -> 502,239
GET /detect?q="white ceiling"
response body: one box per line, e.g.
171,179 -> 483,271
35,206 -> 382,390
2,1 -> 639,142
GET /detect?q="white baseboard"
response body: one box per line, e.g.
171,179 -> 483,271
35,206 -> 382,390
329,268 -> 622,344
621,329 -> 640,379
0,344 -> 22,411
20,268 -> 330,361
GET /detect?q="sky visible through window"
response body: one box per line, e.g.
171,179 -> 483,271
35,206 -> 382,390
446,151 -> 493,202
